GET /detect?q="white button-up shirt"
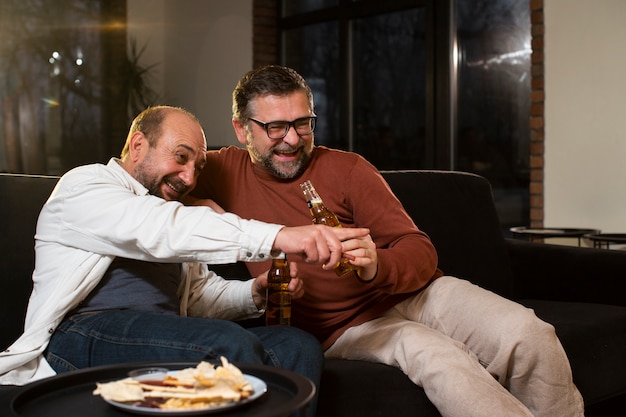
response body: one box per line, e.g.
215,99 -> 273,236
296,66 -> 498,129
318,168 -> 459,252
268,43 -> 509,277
0,159 -> 282,385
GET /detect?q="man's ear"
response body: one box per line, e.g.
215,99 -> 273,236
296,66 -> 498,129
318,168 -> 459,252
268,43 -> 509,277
232,119 -> 248,146
128,131 -> 147,162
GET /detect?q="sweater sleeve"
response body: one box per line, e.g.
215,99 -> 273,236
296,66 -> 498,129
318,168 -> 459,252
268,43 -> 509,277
347,159 -> 442,294
181,262 -> 263,320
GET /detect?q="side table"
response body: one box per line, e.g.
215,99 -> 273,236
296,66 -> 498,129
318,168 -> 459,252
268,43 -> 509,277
509,227 -> 600,247
584,233 -> 626,249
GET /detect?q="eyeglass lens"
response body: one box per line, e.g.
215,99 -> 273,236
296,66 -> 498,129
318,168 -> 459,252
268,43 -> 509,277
267,117 -> 316,139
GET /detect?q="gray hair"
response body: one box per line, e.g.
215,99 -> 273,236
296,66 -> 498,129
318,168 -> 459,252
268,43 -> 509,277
232,65 -> 315,122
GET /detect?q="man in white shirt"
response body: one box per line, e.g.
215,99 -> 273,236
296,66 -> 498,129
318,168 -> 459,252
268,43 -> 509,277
0,106 -> 369,417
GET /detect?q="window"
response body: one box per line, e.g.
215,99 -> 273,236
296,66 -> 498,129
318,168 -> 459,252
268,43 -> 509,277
280,0 -> 530,229
282,1 -> 432,168
0,0 -> 144,176
456,0 -> 531,228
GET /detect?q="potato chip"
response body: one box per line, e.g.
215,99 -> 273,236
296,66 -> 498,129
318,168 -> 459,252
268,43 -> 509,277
93,357 -> 253,410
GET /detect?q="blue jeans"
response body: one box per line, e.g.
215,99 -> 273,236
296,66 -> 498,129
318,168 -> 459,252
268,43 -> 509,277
46,310 -> 322,416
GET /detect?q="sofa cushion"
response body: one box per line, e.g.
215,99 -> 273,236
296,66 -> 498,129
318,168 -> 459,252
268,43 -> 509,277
381,170 -> 514,298
319,359 -> 441,417
0,174 -> 59,350
520,299 -> 626,404
507,238 -> 626,306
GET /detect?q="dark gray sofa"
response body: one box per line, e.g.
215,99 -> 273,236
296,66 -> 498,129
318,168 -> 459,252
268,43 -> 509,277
1,171 -> 625,416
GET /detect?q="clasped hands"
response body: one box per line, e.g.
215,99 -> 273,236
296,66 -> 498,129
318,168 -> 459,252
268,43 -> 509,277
272,224 -> 377,278
252,225 -> 377,308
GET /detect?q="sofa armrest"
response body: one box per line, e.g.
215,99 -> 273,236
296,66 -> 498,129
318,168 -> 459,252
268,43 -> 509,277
506,238 -> 626,306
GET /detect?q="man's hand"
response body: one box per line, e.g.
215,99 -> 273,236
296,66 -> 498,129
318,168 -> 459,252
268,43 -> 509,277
272,225 -> 370,270
251,262 -> 303,309
341,234 -> 378,282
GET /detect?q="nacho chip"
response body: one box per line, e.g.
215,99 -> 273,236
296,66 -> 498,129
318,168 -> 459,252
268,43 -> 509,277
93,357 -> 253,410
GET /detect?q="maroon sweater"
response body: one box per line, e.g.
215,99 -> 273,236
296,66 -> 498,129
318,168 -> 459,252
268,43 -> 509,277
193,146 -> 443,349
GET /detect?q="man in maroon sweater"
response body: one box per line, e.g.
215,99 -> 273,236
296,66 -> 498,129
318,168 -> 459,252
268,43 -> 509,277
190,65 -> 583,417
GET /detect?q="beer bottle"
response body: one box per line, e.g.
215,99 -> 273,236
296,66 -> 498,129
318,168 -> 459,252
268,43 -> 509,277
299,180 -> 362,277
265,254 -> 291,326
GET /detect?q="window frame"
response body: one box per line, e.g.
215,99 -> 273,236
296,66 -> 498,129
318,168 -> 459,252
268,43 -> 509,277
278,0 -> 456,170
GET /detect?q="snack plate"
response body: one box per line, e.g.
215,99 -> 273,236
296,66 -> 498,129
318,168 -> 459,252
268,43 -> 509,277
102,373 -> 267,416
5,361 -> 315,417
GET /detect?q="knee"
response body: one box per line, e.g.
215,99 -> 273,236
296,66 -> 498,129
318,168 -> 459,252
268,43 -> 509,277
253,326 -> 324,385
268,326 -> 323,359
508,307 -> 558,349
196,320 -> 267,360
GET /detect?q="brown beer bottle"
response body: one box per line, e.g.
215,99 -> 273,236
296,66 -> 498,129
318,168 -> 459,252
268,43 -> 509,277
265,254 -> 291,326
299,180 -> 362,277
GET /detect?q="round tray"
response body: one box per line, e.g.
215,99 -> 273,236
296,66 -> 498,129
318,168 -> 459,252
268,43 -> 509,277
2,361 -> 315,417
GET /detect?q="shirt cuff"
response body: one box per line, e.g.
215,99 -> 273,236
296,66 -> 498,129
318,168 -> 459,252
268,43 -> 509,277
238,220 -> 283,262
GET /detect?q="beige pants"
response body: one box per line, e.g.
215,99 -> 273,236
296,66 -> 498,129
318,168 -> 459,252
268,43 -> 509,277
325,276 -> 584,417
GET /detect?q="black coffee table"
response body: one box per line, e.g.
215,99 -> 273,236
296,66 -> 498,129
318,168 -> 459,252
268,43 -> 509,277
0,361 -> 315,417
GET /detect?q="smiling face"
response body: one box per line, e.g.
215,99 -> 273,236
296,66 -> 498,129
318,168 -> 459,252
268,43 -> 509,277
124,109 -> 207,201
233,91 -> 314,179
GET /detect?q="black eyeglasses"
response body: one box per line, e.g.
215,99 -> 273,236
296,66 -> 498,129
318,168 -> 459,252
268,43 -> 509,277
248,116 -> 317,140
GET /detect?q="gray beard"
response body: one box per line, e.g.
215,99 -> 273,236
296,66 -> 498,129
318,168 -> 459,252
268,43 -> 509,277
248,144 -> 311,179
260,155 -> 306,179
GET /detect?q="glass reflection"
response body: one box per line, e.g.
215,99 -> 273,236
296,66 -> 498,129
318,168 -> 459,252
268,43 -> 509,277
353,9 -> 426,170
283,0 -> 339,16
0,0 -> 146,176
0,0 -> 106,174
456,0 -> 531,228
283,22 -> 342,149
